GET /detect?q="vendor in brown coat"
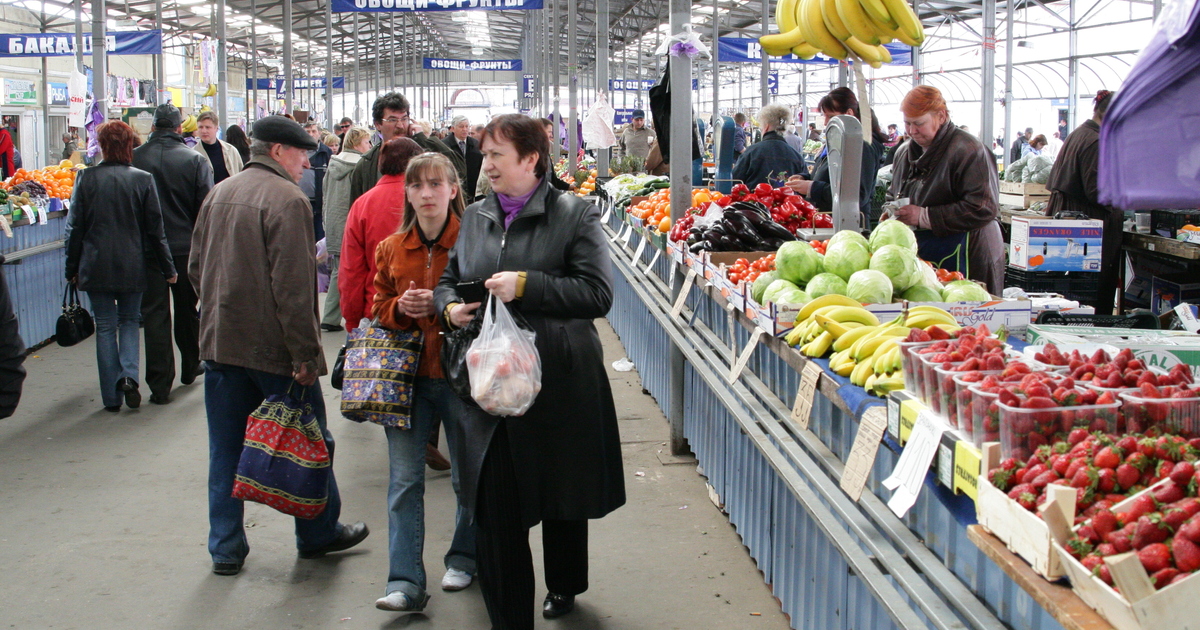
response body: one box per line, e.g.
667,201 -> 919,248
889,86 -> 1005,295
1045,90 -> 1119,313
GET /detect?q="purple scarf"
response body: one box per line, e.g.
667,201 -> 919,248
496,178 -> 543,229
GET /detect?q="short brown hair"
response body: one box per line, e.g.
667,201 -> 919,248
196,111 -> 220,126
379,137 -> 423,176
97,121 -> 138,165
400,153 -> 465,234
1030,134 -> 1048,149
482,114 -> 550,179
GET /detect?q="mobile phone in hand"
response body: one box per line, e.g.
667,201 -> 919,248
456,279 -> 487,304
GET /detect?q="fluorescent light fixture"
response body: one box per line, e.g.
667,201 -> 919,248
174,0 -> 207,5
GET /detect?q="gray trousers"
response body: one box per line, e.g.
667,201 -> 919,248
322,253 -> 343,327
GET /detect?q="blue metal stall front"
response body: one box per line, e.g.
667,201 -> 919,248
2,216 -> 70,348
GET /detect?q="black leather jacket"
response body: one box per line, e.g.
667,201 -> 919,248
65,162 -> 175,292
132,131 -> 214,257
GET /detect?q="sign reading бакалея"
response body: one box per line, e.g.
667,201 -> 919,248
332,0 -> 542,11
423,58 -> 522,71
0,30 -> 162,57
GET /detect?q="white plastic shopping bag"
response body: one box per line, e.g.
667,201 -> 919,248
466,296 -> 542,416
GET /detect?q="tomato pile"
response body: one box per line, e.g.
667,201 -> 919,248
935,266 -> 966,282
810,239 -> 827,255
727,254 -> 776,285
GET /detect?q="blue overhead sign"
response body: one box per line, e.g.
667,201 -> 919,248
332,0 -> 542,12
0,30 -> 162,57
245,77 -> 346,91
768,70 -> 779,95
522,74 -> 536,98
423,58 -> 522,71
609,79 -> 655,91
49,82 -> 68,105
717,37 -> 912,66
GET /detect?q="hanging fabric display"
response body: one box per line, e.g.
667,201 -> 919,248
582,93 -> 618,149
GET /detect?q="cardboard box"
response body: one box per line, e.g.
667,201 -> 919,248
866,299 -> 1034,339
1009,217 -> 1103,272
1151,274 -> 1200,315
1125,273 -> 1153,307
1027,324 -> 1200,370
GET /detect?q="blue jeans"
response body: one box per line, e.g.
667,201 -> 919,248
87,291 -> 142,408
384,377 -> 477,599
203,361 -> 344,564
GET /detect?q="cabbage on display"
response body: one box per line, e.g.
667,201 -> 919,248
846,269 -> 894,305
868,219 -> 918,254
823,239 -> 871,282
941,279 -> 991,302
869,244 -> 920,293
776,241 -> 825,285
805,273 -> 848,298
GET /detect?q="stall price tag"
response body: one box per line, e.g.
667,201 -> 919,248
952,441 -> 982,499
840,406 -> 888,501
600,206 -> 612,224
886,395 -> 901,442
643,249 -> 662,276
37,205 -> 48,225
882,410 -> 947,517
624,226 -> 636,248
728,329 -> 768,382
611,223 -> 629,243
936,440 -> 955,489
671,269 -> 697,318
0,214 -> 11,238
790,362 -> 824,431
632,235 -> 647,261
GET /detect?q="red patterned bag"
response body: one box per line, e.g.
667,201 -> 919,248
231,387 -> 330,519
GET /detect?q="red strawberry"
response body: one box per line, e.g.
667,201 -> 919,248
1151,568 -> 1180,589
1116,464 -> 1141,490
1164,507 -> 1191,532
1166,460 -> 1195,487
1132,514 -> 1172,549
1140,382 -> 1163,398
987,468 -> 1013,491
1127,452 -> 1150,471
1096,542 -> 1118,557
1155,481 -> 1186,504
1137,542 -> 1172,573
1052,454 -> 1072,477
1078,524 -> 1101,544
1072,467 -> 1098,490
1117,436 -> 1139,454
1092,509 -> 1119,538
1097,468 -> 1117,493
1178,515 -> 1200,543
1174,534 -> 1200,572
1008,483 -> 1037,511
1031,470 -> 1060,491
985,354 -> 1005,371
1068,428 -> 1090,446
1106,529 -> 1134,553
1080,553 -> 1101,571
1128,494 -> 1159,521
1097,563 -> 1114,586
1094,446 -> 1121,470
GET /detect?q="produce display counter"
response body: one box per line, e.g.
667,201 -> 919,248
1,207 -> 72,347
599,203 -> 1088,630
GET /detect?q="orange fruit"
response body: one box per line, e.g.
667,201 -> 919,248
658,217 -> 671,232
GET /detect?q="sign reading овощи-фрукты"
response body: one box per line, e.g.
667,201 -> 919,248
423,58 -> 522,71
332,0 -> 542,11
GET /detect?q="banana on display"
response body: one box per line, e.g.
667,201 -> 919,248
758,0 -> 923,65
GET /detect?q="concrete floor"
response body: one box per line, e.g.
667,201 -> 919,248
0,308 -> 789,630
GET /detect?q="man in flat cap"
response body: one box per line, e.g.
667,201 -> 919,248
132,103 -> 214,405
189,115 -> 369,577
618,109 -> 656,163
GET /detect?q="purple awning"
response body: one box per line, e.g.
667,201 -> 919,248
1099,0 -> 1200,209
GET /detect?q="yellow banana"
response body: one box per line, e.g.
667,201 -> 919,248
822,0 -> 853,41
849,326 -> 910,358
785,326 -> 806,347
835,358 -> 857,377
908,305 -> 954,317
858,0 -> 898,30
870,11 -> 919,46
905,314 -> 957,329
834,0 -> 882,46
880,0 -> 924,44
792,42 -> 822,58
824,306 -> 880,326
878,44 -> 893,63
871,374 -> 906,396
760,27 -> 808,53
777,0 -> 800,32
864,372 -> 878,392
798,0 -> 849,60
833,324 -> 878,352
851,355 -> 876,386
802,331 -> 834,358
844,36 -> 885,67
815,314 -> 859,339
794,293 -> 861,324
854,335 -> 898,363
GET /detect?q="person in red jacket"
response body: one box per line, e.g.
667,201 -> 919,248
0,126 -> 15,180
338,137 -> 423,331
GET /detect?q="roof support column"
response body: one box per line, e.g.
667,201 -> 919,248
1067,0 -> 1078,130
390,15 -> 397,88
92,0 -> 106,114
74,0 -> 83,73
1003,0 -> 1014,168
251,0 -> 257,121
41,10 -> 51,167
980,0 -> 995,147
761,0 -> 769,105
153,0 -> 163,94
551,0 -> 559,125
596,0 -> 609,177
668,0 -> 692,456
712,0 -> 719,119
374,15 -> 381,103
283,0 -> 293,115
910,0 -> 920,86
218,0 -> 228,134
326,0 -> 334,125
800,66 -> 807,126
567,0 -> 578,174
352,13 -> 359,122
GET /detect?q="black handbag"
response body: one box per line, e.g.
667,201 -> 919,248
330,345 -> 346,390
440,300 -> 536,404
56,284 -> 94,347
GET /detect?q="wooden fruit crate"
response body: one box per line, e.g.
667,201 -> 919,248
999,181 -> 1051,209
975,443 -> 1076,579
1047,480 -> 1197,630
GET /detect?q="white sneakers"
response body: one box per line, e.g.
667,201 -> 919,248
374,591 -> 430,612
441,568 -> 474,591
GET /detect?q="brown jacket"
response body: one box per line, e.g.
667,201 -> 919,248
890,122 -> 1005,295
188,156 -> 327,378
371,214 -> 460,379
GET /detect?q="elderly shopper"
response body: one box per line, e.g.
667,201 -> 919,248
1045,90 -> 1120,313
732,103 -> 808,188
189,115 -> 369,577
132,103 -> 215,405
889,86 -> 1004,294
435,114 -> 625,630
786,88 -> 886,218
370,152 -> 476,613
320,126 -> 371,332
66,121 -> 177,412
447,115 -> 484,197
193,111 -> 243,185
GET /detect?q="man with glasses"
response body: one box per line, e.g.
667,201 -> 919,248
335,116 -> 354,152
349,92 -> 464,205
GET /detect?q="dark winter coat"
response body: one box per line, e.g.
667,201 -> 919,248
731,131 -> 808,188
447,135 -> 483,200
132,130 -> 215,257
434,179 -> 626,528
890,121 -> 1005,295
65,162 -> 175,293
806,138 -> 884,217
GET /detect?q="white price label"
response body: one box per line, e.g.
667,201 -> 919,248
882,410 -> 947,517
600,207 -> 612,223
624,226 -> 636,248
671,269 -> 697,318
841,406 -> 888,501
632,236 -> 647,261
611,223 -> 629,243
728,329 -> 768,382
790,362 -> 824,430
643,249 -> 662,276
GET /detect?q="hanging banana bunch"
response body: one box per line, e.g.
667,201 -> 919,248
759,0 -> 923,68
